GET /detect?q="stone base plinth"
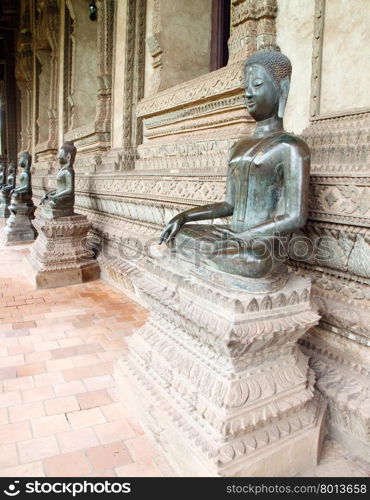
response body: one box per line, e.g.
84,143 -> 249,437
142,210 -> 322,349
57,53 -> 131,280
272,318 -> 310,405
3,200 -> 37,245
117,254 -> 326,477
25,213 -> 100,289
0,194 -> 10,218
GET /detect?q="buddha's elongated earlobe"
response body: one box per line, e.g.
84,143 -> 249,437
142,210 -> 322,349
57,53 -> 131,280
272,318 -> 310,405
278,76 -> 290,118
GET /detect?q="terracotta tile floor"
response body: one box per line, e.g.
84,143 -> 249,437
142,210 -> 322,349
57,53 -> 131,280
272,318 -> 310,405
0,243 -> 368,478
0,244 -> 174,477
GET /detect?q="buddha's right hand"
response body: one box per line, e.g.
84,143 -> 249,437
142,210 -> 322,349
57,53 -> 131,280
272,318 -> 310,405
159,217 -> 184,244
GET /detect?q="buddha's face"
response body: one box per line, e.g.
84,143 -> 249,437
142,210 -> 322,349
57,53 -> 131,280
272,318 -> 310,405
18,155 -> 28,169
245,64 -> 279,121
57,147 -> 68,164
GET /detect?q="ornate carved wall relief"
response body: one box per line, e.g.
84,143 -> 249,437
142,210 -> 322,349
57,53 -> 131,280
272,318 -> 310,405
34,0 -> 59,162
15,0 -> 33,153
63,2 -> 76,133
94,0 -> 114,135
145,0 -> 163,95
293,0 -> 370,460
59,0 -> 115,172
228,0 -> 278,63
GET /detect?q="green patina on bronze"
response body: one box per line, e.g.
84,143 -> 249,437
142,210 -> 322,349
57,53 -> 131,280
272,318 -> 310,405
40,141 -> 76,218
160,50 -> 310,279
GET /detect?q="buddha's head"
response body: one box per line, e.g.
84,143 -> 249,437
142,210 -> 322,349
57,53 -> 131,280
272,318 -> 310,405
57,141 -> 76,166
244,50 -> 292,121
18,151 -> 32,170
8,162 -> 16,175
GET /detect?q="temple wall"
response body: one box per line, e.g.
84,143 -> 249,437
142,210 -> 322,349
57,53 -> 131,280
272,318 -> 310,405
9,0 -> 370,462
276,0 -> 314,134
111,0 -> 128,149
320,0 -> 370,115
290,0 -> 370,460
35,52 -> 51,144
156,0 -> 212,90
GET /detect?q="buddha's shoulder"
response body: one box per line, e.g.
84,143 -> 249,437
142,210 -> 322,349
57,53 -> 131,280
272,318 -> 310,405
229,133 -> 309,153
278,133 -> 310,154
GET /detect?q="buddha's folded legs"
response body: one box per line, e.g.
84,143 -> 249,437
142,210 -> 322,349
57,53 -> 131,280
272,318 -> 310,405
171,224 -> 275,278
49,195 -> 74,209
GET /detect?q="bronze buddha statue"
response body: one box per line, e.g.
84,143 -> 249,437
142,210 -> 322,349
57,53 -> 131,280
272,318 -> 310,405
0,163 -> 6,186
40,141 -> 76,218
1,162 -> 16,195
12,152 -> 33,202
11,152 -> 36,219
160,50 -> 310,279
0,162 -> 14,217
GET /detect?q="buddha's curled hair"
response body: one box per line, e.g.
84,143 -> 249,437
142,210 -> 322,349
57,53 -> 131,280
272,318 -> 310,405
245,50 -> 292,85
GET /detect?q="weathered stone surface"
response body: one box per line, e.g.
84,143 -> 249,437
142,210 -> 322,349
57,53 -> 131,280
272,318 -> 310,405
2,199 -> 37,246
297,109 -> 370,461
117,253 -> 326,476
300,328 -> 370,462
25,212 -> 100,289
0,192 -> 11,218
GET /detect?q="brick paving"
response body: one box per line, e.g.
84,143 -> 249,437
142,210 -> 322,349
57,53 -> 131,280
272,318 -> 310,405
0,243 -> 368,478
0,244 -> 173,477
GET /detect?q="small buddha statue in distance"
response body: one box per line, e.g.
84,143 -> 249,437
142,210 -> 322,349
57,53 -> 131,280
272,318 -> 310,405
11,152 -> 36,219
159,49 -> 310,280
12,152 -> 33,202
0,162 -> 13,217
40,141 -> 76,218
1,162 -> 16,195
0,163 -> 7,186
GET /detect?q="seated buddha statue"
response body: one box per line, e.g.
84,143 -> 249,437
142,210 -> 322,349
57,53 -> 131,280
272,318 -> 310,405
159,50 -> 310,279
0,163 -> 6,186
0,162 -> 13,217
12,152 -> 33,202
11,152 -> 36,219
1,162 -> 16,196
40,141 -> 76,218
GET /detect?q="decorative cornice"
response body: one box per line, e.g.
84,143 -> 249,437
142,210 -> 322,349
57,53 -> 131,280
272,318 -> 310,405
137,62 -> 245,118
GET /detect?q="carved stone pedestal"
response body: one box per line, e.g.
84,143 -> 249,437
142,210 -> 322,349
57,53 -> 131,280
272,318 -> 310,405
0,193 -> 11,218
2,199 -> 37,245
116,255 -> 326,477
25,213 -> 100,289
